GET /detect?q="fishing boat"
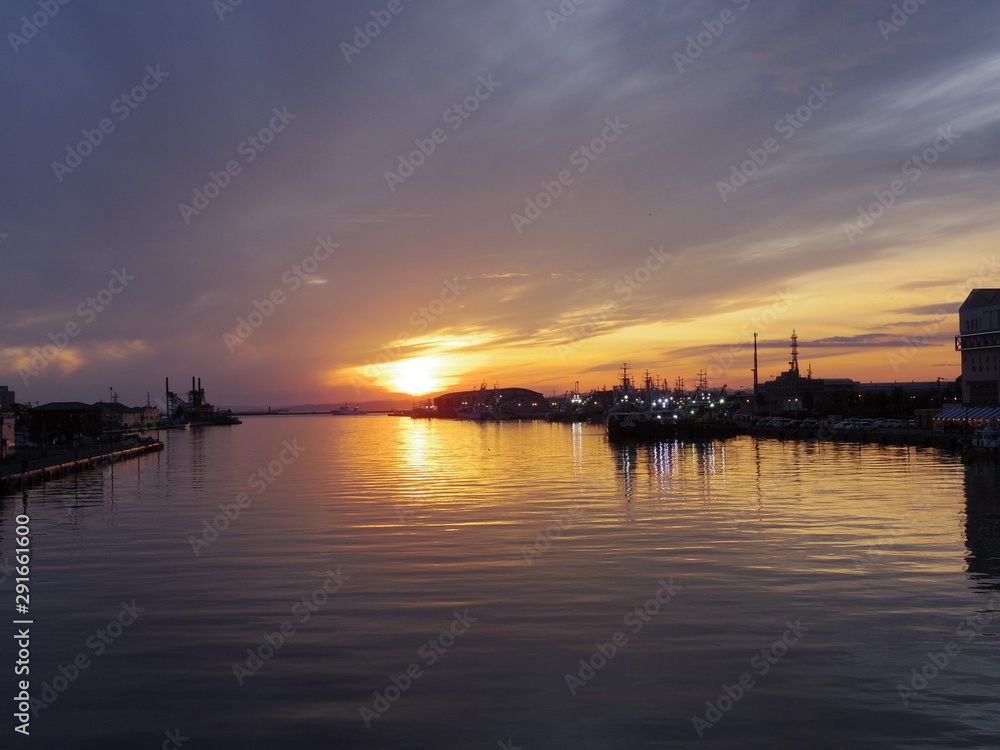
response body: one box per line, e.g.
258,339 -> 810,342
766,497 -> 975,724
331,404 -> 367,415
965,420 -> 1000,457
604,364 -> 738,441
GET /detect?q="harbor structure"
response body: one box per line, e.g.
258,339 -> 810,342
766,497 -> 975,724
433,385 -> 547,419
955,288 -> 1000,406
756,331 -> 858,412
0,385 -> 13,458
165,377 -> 242,426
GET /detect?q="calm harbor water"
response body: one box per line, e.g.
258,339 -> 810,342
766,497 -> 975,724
2,416 -> 998,749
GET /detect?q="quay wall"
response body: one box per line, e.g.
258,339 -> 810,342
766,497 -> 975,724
0,441 -> 164,495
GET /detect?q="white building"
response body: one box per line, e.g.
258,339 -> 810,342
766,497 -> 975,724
956,289 -> 1000,405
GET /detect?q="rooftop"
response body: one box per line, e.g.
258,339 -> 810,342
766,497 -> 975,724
960,289 -> 1000,311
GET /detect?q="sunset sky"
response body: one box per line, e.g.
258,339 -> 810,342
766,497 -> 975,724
3,0 -> 999,408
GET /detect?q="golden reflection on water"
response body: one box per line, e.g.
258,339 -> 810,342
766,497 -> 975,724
6,416 -> 996,750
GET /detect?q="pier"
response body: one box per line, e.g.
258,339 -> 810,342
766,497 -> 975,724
737,424 -> 964,450
0,440 -> 163,495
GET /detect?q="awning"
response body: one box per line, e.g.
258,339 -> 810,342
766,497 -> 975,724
934,406 -> 1000,420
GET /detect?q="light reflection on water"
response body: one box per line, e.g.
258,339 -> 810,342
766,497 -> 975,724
1,416 -> 997,749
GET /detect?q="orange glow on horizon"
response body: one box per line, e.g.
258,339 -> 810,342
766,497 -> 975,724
388,357 -> 444,396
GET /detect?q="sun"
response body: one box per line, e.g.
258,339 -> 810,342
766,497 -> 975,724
391,357 -> 441,396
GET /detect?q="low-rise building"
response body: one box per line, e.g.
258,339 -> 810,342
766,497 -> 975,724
955,289 -> 1000,406
24,402 -> 103,444
1,413 -> 14,459
434,385 -> 547,419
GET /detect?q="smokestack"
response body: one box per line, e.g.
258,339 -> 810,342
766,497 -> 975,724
752,332 -> 759,394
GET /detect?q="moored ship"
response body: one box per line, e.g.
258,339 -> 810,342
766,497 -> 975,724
163,377 -> 242,427
604,364 -> 738,441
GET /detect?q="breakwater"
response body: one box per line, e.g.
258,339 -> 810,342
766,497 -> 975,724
739,425 -> 963,450
0,441 -> 163,495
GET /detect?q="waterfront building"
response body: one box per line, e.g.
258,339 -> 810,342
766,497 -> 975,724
756,331 -> 858,411
955,288 -> 1000,406
97,401 -> 143,432
1,412 -> 13,459
0,386 -> 14,458
25,402 -> 103,443
433,385 -> 547,419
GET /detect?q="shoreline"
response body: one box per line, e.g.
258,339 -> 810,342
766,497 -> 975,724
0,440 -> 164,495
